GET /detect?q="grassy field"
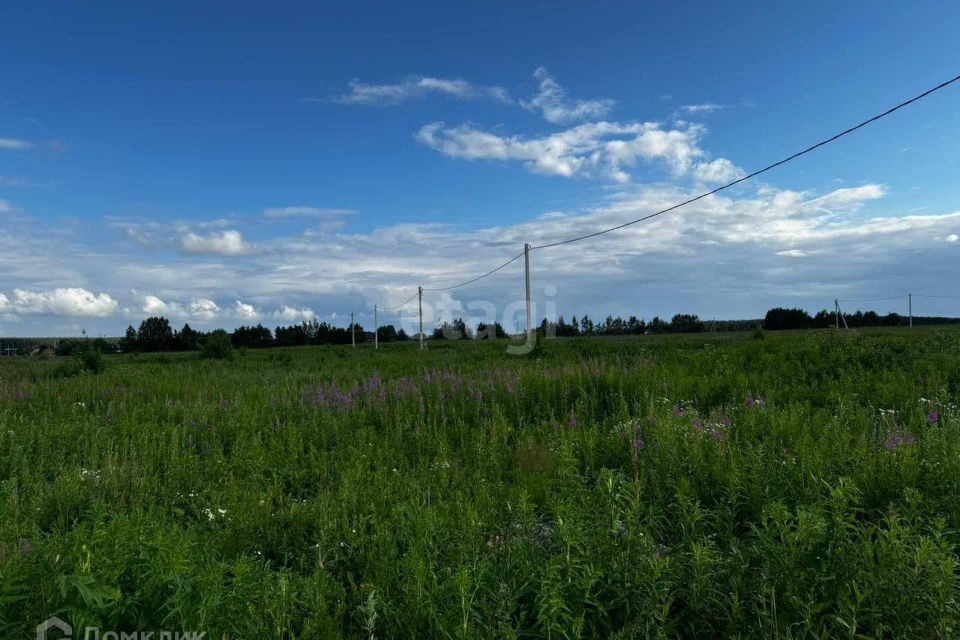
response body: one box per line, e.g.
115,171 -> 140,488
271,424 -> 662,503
2,329 -> 960,638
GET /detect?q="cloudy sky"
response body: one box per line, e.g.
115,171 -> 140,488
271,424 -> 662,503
1,2 -> 959,336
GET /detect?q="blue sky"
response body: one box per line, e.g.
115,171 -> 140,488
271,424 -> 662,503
1,1 -> 959,336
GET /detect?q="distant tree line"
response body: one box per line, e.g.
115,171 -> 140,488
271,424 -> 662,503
763,307 -> 914,330
539,313 -> 714,336
27,305 -> 960,358
115,317 -> 412,352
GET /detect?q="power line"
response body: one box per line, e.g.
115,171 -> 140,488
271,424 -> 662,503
421,250 -> 525,292
837,295 -> 905,302
531,73 -> 960,250
378,290 -> 420,311
912,293 -> 960,300
372,73 -> 959,330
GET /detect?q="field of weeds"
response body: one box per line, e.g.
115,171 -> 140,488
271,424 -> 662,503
2,329 -> 960,638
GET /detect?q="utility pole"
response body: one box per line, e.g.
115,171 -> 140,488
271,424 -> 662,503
418,286 -> 424,350
909,293 -> 913,329
351,312 -> 355,348
374,304 -> 378,350
524,242 -> 533,341
834,299 -> 840,330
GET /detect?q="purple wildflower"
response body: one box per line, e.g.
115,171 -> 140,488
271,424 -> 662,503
568,411 -> 578,429
632,438 -> 645,451
926,410 -> 939,424
672,404 -> 683,416
884,432 -> 916,450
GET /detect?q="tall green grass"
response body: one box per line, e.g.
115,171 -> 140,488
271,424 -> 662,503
1,329 -> 959,637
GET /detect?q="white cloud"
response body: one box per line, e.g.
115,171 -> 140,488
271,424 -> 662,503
233,300 -> 260,320
776,249 -> 809,258
180,230 -> 254,256
135,294 -> 224,323
946,234 -> 959,243
680,103 -> 725,115
693,158 -> 744,184
11,288 -> 118,316
141,294 -> 171,315
0,138 -> 33,150
417,119 -> 736,183
333,76 -> 511,106
805,184 -> 887,211
0,293 -> 9,313
0,200 -> 13,214
275,304 -> 315,321
189,298 -> 220,322
520,67 -> 615,124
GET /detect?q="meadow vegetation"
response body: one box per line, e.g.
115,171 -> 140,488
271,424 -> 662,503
1,329 -> 959,638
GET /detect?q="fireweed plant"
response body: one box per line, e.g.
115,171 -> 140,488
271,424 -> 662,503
1,329 -> 959,637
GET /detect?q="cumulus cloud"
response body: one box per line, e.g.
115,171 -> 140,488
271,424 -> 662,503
233,300 -> 260,320
417,119 -> 738,183
180,230 -> 254,256
0,200 -> 13,214
141,294 -> 171,315
333,76 -> 511,105
776,249 -> 809,258
11,287 -> 118,316
693,158 -> 744,184
520,67 -> 615,124
0,293 -> 9,313
189,298 -> 220,321
0,138 -> 33,150
275,304 -> 315,321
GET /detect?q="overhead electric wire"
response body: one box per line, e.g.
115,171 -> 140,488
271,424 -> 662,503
370,72 -> 959,318
421,250 -> 525,292
531,73 -> 960,250
837,295 -> 906,302
378,290 -> 420,311
912,293 -> 960,300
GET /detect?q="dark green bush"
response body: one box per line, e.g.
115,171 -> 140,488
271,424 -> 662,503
200,330 -> 234,360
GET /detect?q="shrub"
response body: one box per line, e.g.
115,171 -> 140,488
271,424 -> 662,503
77,347 -> 106,373
200,330 -> 234,360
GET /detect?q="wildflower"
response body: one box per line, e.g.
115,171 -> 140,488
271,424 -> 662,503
672,404 -> 683,416
632,438 -> 645,451
568,411 -> 578,429
884,432 -> 916,450
926,410 -> 940,424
